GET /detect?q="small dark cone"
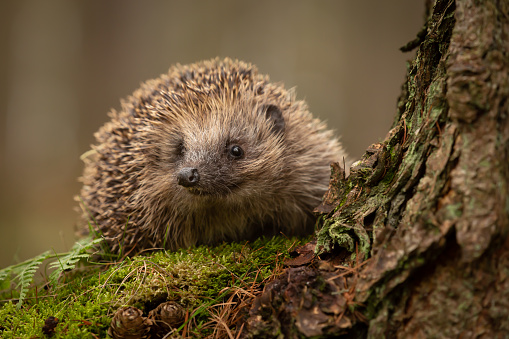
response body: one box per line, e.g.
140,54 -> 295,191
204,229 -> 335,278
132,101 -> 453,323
148,301 -> 186,339
42,316 -> 59,336
108,306 -> 152,339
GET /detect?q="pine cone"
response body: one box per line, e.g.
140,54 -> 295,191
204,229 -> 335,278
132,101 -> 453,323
148,301 -> 186,339
108,306 -> 152,339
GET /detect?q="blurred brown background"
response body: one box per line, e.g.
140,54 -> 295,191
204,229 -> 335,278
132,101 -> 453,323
0,1 -> 423,268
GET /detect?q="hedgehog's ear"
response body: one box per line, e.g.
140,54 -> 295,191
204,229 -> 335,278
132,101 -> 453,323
262,104 -> 285,135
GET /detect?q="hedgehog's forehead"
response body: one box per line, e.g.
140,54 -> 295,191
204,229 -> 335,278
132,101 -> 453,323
185,107 -> 258,143
166,95 -> 263,139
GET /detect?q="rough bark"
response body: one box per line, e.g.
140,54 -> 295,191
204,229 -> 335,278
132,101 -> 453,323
244,0 -> 509,337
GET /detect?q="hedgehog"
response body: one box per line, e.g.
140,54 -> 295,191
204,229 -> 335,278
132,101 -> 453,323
77,58 -> 345,254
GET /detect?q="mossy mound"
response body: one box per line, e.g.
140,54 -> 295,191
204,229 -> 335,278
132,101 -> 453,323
0,236 -> 305,338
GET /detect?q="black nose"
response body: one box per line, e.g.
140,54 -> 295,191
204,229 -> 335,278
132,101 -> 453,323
177,167 -> 200,187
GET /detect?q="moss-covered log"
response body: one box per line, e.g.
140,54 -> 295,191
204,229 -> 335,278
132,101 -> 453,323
244,0 -> 509,337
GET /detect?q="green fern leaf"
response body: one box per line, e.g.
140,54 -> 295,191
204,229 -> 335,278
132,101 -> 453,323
0,267 -> 13,290
15,251 -> 50,309
48,237 -> 103,286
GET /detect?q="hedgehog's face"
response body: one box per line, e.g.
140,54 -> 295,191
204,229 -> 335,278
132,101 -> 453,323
175,143 -> 245,196
156,101 -> 287,203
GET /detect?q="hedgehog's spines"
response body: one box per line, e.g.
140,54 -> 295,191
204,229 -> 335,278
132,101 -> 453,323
77,58 -> 345,254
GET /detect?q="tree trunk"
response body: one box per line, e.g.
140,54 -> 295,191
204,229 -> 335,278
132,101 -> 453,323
244,0 -> 509,337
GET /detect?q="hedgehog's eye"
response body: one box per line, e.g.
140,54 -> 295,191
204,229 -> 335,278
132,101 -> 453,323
176,142 -> 185,157
229,145 -> 244,158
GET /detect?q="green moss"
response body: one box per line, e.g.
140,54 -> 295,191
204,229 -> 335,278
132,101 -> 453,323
317,216 -> 370,259
0,236 -> 305,338
446,202 -> 463,219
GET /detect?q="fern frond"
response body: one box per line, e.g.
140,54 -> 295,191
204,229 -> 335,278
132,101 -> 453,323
48,237 -> 103,286
0,266 -> 13,288
15,251 -> 50,309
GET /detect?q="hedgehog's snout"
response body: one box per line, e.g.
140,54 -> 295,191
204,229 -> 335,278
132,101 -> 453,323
177,167 -> 200,187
